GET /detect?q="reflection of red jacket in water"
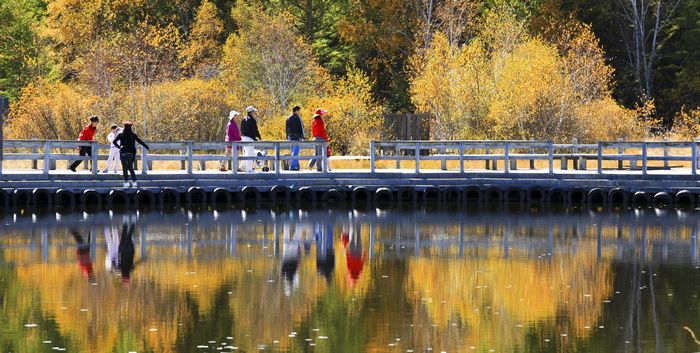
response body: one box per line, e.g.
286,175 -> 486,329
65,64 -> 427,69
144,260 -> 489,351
76,247 -> 93,278
342,233 -> 365,285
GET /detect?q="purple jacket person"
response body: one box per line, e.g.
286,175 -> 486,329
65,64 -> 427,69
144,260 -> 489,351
220,110 -> 242,171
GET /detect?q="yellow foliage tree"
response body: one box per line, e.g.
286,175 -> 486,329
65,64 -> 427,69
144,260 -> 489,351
7,80 -> 100,140
180,0 -> 224,78
222,5 -> 328,118
670,107 -> 700,139
409,9 -> 641,142
302,68 -> 384,155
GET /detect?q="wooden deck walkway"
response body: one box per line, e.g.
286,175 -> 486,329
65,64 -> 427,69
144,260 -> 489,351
1,139 -> 700,209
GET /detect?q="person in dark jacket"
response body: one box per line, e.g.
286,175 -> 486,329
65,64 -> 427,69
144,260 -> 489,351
240,106 -> 261,172
286,106 -> 304,171
69,116 -> 100,172
113,121 -> 149,188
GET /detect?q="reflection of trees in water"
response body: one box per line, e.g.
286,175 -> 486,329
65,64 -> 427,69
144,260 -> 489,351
1,213 -> 700,352
406,244 -> 613,352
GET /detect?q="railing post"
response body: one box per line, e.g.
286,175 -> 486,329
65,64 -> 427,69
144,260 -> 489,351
485,148 -> 490,170
43,141 -> 51,176
415,142 -> 420,173
187,141 -> 193,174
440,147 -> 447,171
617,138 -> 623,170
642,142 -> 647,175
571,138 -> 578,170
597,142 -> 603,174
370,141 -> 375,173
232,142 -> 238,175
31,144 -> 38,170
504,142 -> 510,174
322,141 -> 329,174
459,142 -> 464,173
548,141 -> 554,174
91,140 -> 98,175
141,145 -> 148,175
275,142 -> 281,175
395,144 -> 401,169
692,140 -> 697,176
663,138 -> 669,170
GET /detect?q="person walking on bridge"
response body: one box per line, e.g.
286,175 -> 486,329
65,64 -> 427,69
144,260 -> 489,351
68,116 -> 100,172
220,110 -> 242,172
102,124 -> 121,173
240,106 -> 261,172
286,106 -> 305,171
113,121 -> 149,188
308,108 -> 329,172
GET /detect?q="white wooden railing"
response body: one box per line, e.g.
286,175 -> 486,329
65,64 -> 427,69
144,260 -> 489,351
1,139 -> 699,176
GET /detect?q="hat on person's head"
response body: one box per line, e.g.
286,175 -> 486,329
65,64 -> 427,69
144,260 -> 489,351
89,116 -> 99,123
110,124 -> 118,130
229,110 -> 241,119
246,106 -> 257,113
314,108 -> 327,116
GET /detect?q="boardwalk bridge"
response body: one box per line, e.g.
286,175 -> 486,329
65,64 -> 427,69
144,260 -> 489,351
1,139 -> 700,209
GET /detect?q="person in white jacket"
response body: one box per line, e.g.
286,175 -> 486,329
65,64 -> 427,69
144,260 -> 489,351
102,124 -> 121,173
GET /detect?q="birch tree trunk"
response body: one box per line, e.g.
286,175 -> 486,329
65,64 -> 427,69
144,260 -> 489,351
617,0 -> 681,102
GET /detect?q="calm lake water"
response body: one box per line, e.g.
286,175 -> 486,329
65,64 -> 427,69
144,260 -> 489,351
0,207 -> 699,353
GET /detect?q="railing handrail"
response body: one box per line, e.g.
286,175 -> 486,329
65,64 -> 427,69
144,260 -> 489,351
1,139 -> 698,177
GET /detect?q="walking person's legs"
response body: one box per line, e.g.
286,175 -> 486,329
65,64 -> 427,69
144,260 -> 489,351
290,144 -> 300,170
103,153 -> 111,173
85,147 -> 93,170
308,137 -> 323,171
104,148 -> 117,172
120,153 -> 136,186
240,136 -> 255,172
69,146 -> 89,171
113,150 -> 120,173
120,154 -> 131,185
220,147 -> 232,171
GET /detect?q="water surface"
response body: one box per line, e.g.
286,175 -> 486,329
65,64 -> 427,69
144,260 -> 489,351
0,208 -> 699,352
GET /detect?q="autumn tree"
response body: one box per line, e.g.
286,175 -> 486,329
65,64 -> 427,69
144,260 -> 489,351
410,9 -> 640,142
222,4 -> 327,116
0,0 -> 52,99
303,68 -> 384,154
339,0 -> 416,111
180,0 -> 224,78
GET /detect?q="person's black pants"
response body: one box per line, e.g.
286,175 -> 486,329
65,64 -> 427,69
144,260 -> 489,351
69,146 -> 92,170
120,152 -> 136,182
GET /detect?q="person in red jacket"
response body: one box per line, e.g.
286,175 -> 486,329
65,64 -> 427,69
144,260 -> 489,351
308,108 -> 329,171
69,116 -> 100,172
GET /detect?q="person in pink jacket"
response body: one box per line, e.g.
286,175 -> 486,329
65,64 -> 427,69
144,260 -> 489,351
220,110 -> 242,171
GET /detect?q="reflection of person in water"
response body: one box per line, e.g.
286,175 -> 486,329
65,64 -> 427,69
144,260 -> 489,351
281,221 -> 302,295
118,220 -> 136,284
70,229 -> 94,282
342,224 -> 365,288
315,223 -> 334,283
104,225 -> 119,272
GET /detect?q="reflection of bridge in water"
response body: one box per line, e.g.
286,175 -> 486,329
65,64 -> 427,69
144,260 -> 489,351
1,209 -> 697,265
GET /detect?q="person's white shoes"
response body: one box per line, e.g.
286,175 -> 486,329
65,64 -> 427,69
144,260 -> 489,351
132,181 -> 138,188
123,182 -> 130,188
